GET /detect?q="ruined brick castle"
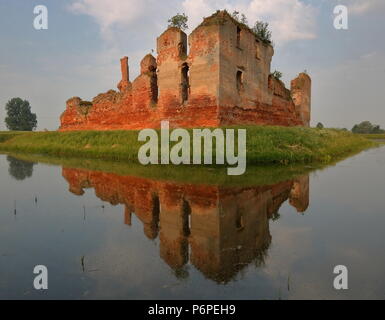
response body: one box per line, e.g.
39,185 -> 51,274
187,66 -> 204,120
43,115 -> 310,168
60,10 -> 311,131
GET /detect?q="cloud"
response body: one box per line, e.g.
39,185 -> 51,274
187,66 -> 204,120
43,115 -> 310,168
247,0 -> 318,43
347,0 -> 385,15
182,0 -> 228,29
69,0 -> 147,40
69,0 -> 318,45
68,0 -> 163,82
182,0 -> 318,44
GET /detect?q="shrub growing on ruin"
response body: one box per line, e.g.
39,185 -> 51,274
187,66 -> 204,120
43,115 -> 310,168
253,21 -> 272,44
168,13 -> 188,31
316,122 -> 324,129
231,10 -> 248,26
271,70 -> 283,80
4,98 -> 37,131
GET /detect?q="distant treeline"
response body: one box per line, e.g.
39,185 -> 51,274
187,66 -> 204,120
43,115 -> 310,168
352,121 -> 385,134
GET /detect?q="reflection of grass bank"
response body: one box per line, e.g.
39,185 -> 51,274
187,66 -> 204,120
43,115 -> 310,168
2,152 -> 317,187
0,126 -> 376,165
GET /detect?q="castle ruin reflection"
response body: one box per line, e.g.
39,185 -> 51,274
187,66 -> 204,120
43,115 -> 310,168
62,167 -> 309,283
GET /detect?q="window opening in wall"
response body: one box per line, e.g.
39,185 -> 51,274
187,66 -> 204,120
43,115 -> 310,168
255,46 -> 260,59
150,66 -> 158,104
182,199 -> 191,237
236,70 -> 243,93
236,26 -> 241,48
181,63 -> 190,103
236,208 -> 244,230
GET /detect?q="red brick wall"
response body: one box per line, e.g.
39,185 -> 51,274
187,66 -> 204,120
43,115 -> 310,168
59,12 -> 310,131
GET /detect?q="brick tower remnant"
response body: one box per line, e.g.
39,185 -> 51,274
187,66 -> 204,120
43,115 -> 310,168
291,73 -> 311,127
60,10 -> 312,131
117,56 -> 131,92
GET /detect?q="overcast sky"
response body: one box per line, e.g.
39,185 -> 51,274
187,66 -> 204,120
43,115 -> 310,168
0,0 -> 384,130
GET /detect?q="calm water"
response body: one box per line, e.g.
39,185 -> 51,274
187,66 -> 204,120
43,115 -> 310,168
0,147 -> 385,300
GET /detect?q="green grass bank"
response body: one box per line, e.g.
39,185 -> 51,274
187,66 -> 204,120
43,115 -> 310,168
359,133 -> 385,140
0,126 -> 376,165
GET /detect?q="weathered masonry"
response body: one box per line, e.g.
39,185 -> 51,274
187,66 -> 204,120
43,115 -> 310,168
60,10 -> 311,131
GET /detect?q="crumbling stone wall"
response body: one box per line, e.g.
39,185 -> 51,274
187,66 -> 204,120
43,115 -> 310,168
60,11 -> 311,131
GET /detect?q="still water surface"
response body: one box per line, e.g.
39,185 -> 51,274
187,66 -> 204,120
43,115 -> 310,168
0,147 -> 385,299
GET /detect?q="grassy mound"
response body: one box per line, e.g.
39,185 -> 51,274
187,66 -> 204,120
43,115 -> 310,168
0,126 -> 376,165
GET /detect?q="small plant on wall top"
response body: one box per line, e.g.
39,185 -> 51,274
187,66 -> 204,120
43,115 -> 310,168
252,21 -> 272,44
231,10 -> 248,25
271,70 -> 283,80
168,13 -> 188,31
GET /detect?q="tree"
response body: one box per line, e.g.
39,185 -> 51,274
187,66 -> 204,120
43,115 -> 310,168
372,125 -> 383,134
252,21 -> 272,43
351,121 -> 384,134
5,98 -> 37,131
316,122 -> 324,129
168,13 -> 188,31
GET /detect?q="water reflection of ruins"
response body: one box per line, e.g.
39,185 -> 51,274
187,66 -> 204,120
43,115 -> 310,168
62,167 -> 309,283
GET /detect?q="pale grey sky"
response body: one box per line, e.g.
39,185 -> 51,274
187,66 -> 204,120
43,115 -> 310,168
0,0 -> 384,130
